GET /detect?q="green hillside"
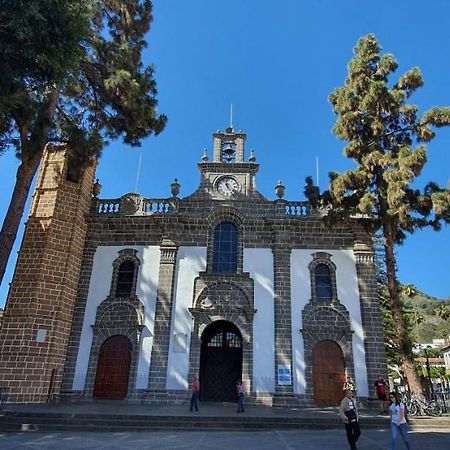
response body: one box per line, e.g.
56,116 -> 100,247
402,291 -> 450,344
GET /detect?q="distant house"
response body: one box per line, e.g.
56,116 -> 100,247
442,344 -> 450,375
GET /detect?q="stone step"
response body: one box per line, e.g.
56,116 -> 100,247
0,412 -> 385,432
1,409 -> 447,433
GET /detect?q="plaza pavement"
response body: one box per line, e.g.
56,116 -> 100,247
0,427 -> 449,449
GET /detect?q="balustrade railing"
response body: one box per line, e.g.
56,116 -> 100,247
94,196 -> 175,215
93,196 -> 314,217
283,201 -> 311,216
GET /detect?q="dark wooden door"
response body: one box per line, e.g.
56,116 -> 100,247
200,321 -> 242,402
312,340 -> 345,406
93,335 -> 131,400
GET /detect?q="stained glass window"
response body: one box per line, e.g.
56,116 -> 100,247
212,222 -> 238,273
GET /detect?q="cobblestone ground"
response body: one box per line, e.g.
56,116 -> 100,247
0,428 -> 449,450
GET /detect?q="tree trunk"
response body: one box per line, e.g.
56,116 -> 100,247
0,87 -> 60,289
0,153 -> 42,287
383,222 -> 422,395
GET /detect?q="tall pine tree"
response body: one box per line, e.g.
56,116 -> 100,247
0,0 -> 167,286
306,34 -> 450,394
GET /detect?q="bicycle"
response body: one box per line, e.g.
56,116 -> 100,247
405,393 -> 443,417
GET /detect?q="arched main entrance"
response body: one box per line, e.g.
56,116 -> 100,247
312,340 -> 346,406
93,335 -> 132,400
200,321 -> 243,402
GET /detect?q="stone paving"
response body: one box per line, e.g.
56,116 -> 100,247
0,428 -> 449,449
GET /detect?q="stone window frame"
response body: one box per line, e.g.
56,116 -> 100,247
109,249 -> 141,298
308,252 -> 339,304
206,210 -> 244,275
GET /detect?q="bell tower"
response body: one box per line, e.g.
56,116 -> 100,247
0,145 -> 95,403
194,121 -> 262,200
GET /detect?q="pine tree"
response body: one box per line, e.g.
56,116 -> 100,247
0,0 -> 167,285
306,34 -> 450,394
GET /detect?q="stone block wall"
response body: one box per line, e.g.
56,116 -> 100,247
0,146 -> 95,403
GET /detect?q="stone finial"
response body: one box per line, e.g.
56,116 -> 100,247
275,180 -> 285,199
171,179 -> 180,197
248,148 -> 256,163
202,148 -> 209,162
92,179 -> 102,197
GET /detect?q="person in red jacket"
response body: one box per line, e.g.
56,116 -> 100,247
190,376 -> 200,412
374,375 -> 388,415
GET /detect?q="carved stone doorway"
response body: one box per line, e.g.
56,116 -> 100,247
93,335 -> 132,400
200,321 -> 243,402
312,340 -> 345,406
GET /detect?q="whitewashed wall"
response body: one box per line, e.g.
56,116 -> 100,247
72,245 -> 160,390
166,247 -> 207,390
290,249 -> 369,396
244,248 -> 275,393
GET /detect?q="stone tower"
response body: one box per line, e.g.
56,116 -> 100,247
0,146 -> 95,403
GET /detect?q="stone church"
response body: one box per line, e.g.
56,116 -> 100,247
0,125 -> 386,406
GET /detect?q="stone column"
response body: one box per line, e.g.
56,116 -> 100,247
354,238 -> 388,397
148,238 -> 179,394
271,232 -> 296,406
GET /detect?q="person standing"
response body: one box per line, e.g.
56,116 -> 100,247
339,389 -> 361,450
236,380 -> 245,413
343,375 -> 357,398
190,376 -> 200,412
374,375 -> 388,415
388,392 -> 411,450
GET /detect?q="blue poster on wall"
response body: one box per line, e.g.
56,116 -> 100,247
277,364 -> 292,386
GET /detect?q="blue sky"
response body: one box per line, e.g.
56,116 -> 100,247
1,0 -> 449,307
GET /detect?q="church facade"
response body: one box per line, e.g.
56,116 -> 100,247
0,126 -> 386,406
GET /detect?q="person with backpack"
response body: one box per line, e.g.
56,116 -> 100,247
339,389 -> 361,450
374,375 -> 388,415
388,391 -> 411,450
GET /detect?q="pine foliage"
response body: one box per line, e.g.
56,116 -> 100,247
305,34 -> 450,394
0,0 -> 166,286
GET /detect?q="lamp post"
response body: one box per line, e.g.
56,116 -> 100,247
425,345 -> 434,395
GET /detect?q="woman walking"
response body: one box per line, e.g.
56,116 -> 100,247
388,392 -> 411,450
236,380 -> 245,413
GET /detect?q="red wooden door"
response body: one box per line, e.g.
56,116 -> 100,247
312,340 -> 345,406
93,335 -> 131,400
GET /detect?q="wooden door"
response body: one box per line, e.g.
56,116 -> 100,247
312,340 -> 345,406
93,335 -> 131,400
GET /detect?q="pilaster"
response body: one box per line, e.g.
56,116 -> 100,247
353,237 -> 388,391
148,238 -> 179,390
271,231 -> 295,405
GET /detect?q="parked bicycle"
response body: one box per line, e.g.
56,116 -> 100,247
403,393 -> 443,417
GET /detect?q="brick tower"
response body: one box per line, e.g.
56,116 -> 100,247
0,145 -> 95,403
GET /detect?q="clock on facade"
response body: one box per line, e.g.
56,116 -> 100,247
216,176 -> 240,197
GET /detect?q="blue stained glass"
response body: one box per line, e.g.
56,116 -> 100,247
315,263 -> 332,300
212,222 -> 238,273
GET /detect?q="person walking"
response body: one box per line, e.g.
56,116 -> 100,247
374,375 -> 389,415
388,392 -> 411,450
236,380 -> 245,413
339,389 -> 361,450
190,376 -> 200,412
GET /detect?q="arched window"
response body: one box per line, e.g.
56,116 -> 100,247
212,222 -> 238,273
315,264 -> 332,301
116,260 -> 135,296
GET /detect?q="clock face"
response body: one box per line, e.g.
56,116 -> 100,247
217,176 -> 240,197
